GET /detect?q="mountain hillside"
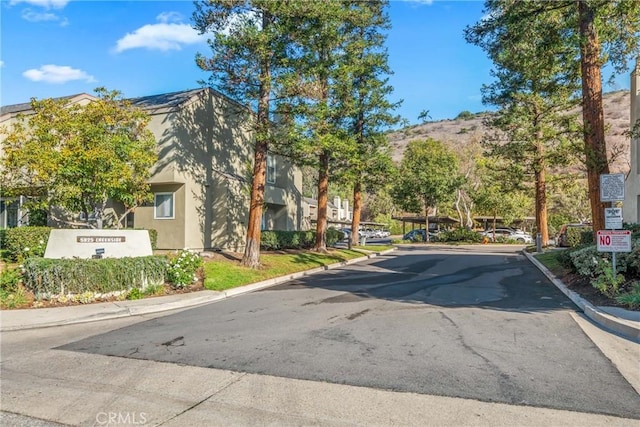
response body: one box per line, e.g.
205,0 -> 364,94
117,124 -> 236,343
387,90 -> 631,174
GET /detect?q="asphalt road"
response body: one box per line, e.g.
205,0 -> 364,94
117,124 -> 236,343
61,245 -> 640,420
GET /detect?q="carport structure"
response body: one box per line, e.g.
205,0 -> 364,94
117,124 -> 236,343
392,215 -> 459,235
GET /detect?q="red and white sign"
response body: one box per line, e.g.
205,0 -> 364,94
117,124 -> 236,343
596,230 -> 632,253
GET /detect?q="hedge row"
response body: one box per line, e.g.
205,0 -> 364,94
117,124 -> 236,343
1,226 -> 158,262
22,256 -> 167,298
260,229 -> 344,250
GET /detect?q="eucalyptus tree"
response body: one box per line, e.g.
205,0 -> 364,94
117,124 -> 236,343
465,0 -> 640,236
1,88 -> 156,229
193,1 -> 301,267
391,138 -> 463,241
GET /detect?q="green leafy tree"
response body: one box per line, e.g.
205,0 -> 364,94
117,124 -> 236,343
472,157 -> 531,235
1,88 -> 157,229
392,138 -> 463,241
465,0 -> 640,236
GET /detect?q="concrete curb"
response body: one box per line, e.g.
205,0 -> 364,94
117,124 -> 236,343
523,251 -> 640,342
0,248 -> 397,332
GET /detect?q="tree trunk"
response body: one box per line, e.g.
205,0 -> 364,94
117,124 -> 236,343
455,190 -> 463,228
242,13 -> 271,268
534,167 -> 549,246
351,181 -> 363,248
314,150 -> 329,252
579,0 -> 609,239
535,127 -> 549,247
424,203 -> 430,243
242,139 -> 267,268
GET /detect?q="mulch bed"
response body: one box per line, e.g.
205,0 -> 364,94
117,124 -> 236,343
556,270 -> 630,309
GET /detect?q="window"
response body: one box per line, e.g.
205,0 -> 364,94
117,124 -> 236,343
155,193 -> 174,219
266,154 -> 276,184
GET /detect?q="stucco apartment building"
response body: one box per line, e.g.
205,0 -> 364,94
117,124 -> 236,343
0,88 -> 304,251
624,59 -> 640,224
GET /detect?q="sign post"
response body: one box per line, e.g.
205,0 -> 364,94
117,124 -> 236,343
604,207 -> 623,230
600,173 -> 625,202
599,173 -> 627,277
596,230 -> 632,276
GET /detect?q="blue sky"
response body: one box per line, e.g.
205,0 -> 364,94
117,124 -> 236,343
0,0 -> 632,123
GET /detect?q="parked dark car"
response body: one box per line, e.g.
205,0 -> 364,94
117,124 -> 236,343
402,229 -> 439,242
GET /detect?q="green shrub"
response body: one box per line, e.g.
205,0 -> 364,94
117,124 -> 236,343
27,209 -> 48,226
0,267 -> 22,293
21,256 -> 167,298
456,110 -> 474,120
616,281 -> 640,309
592,266 -> 625,298
0,228 -> 6,250
565,226 -> 593,247
166,250 -> 202,288
127,288 -> 143,300
260,230 -> 319,250
326,228 -> 343,247
439,228 -> 482,243
569,245 -> 607,277
4,226 -> 52,262
614,238 -> 640,276
0,283 -> 29,309
260,231 -> 280,250
557,248 -> 576,271
147,229 -> 158,250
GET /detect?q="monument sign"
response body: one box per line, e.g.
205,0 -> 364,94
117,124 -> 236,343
44,229 -> 153,259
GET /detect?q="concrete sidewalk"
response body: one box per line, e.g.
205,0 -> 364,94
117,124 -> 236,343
1,247 -> 638,343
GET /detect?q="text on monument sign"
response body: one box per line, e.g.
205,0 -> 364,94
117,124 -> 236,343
599,173 -> 625,202
596,230 -> 631,253
76,236 -> 126,243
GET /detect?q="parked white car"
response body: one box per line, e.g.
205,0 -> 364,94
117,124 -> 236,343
479,228 -> 532,244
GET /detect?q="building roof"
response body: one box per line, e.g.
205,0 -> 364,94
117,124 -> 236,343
303,198 -> 340,209
127,88 -> 206,110
1,87 -> 245,119
0,93 -> 91,116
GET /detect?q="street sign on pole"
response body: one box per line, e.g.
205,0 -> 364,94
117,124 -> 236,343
600,173 -> 625,202
604,207 -> 623,229
596,230 -> 632,252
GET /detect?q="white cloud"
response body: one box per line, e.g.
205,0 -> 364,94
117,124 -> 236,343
21,8 -> 68,25
156,11 -> 183,24
10,0 -> 69,8
0,61 -> 4,68
23,64 -> 96,84
114,13 -> 205,53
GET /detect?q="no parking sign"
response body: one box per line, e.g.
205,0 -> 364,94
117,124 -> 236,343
596,230 -> 632,253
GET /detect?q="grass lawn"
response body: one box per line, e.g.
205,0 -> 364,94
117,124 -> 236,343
533,250 -> 566,275
204,247 -> 390,291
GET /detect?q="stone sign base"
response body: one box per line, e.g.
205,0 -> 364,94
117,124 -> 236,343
44,229 -> 153,259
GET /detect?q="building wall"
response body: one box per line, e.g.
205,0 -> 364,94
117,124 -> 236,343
624,60 -> 640,224
133,89 -> 302,251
